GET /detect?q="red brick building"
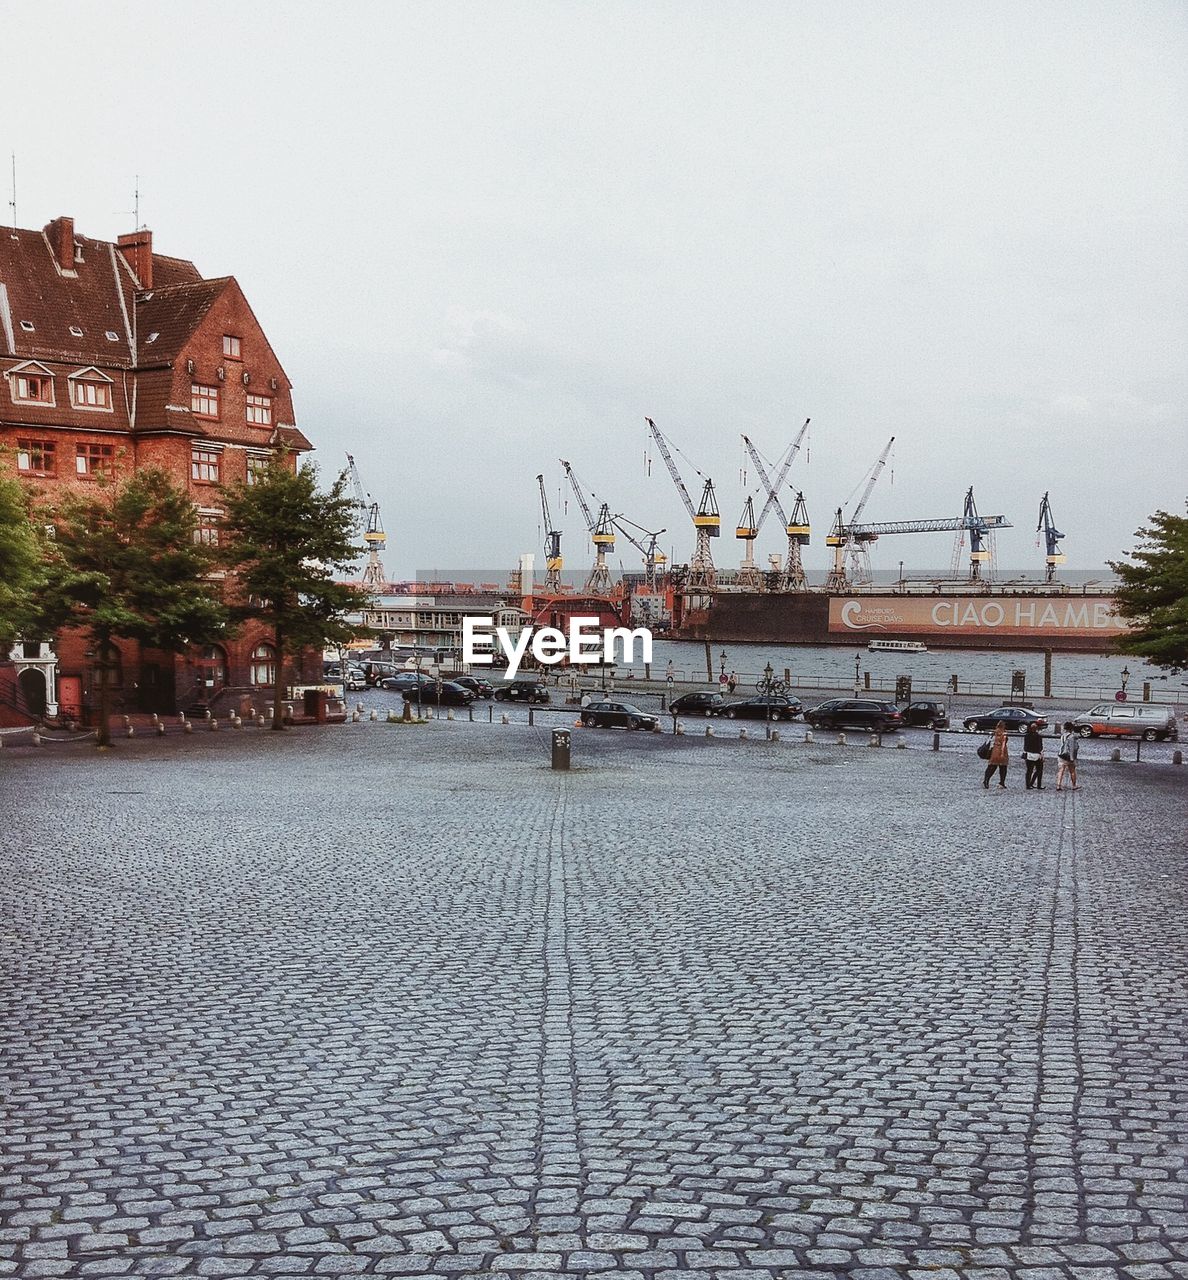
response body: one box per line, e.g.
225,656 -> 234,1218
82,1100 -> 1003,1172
0,215 -> 317,722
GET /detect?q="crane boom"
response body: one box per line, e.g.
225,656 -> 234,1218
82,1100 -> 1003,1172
646,417 -> 696,519
1037,491 -> 1066,582
850,435 -> 895,525
846,513 -> 1012,538
560,459 -> 596,531
746,417 -> 810,532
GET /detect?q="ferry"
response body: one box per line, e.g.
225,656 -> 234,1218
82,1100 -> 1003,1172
867,639 -> 929,654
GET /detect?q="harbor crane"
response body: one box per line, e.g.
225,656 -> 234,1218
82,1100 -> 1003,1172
345,452 -> 388,590
612,514 -> 668,590
841,488 -> 1012,584
645,417 -> 719,593
536,474 -> 563,593
1037,492 -> 1066,582
734,495 -> 762,588
560,459 -> 615,594
741,419 -> 812,591
825,436 -> 895,589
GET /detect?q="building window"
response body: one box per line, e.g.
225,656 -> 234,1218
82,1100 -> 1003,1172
196,644 -> 227,692
245,393 -> 272,426
71,379 -> 113,411
246,454 -> 271,485
75,443 -> 114,478
249,642 -> 276,687
193,512 -> 221,546
16,440 -> 55,475
191,383 -> 220,418
222,335 -> 242,360
12,372 -> 54,404
191,447 -> 221,483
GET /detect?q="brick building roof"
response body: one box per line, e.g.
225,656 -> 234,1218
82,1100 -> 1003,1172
0,216 -> 308,447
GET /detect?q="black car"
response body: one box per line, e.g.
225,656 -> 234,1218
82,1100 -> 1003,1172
361,661 -> 402,686
668,690 -> 728,717
804,699 -> 904,732
448,675 -> 495,699
719,694 -> 803,721
581,700 -> 658,730
401,680 -> 475,707
494,679 -> 550,703
901,699 -> 950,729
963,706 -> 1048,734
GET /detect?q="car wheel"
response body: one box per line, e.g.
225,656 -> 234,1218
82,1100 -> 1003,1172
1077,725 -> 1093,738
1142,728 -> 1158,741
964,719 -> 978,732
581,715 -> 594,726
627,716 -> 640,730
725,709 -> 737,719
494,691 -> 506,701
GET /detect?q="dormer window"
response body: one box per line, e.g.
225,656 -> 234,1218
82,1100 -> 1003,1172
69,325 -> 84,338
105,331 -> 120,341
19,321 -> 34,332
222,335 -> 242,360
7,363 -> 55,406
145,331 -> 159,344
69,368 -> 114,412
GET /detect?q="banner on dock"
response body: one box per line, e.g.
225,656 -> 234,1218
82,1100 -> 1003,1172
829,595 -> 1127,639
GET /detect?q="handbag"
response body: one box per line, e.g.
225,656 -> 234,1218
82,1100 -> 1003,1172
1024,751 -> 1042,762
977,740 -> 993,760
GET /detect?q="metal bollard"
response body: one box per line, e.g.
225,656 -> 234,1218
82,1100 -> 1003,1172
528,708 -> 534,727
932,731 -> 940,751
739,728 -> 747,739
469,706 -> 474,722
370,709 -> 378,721
1110,747 -> 1121,762
447,708 -> 455,721
156,722 -> 165,736
705,725 -> 714,737
771,729 -> 780,742
837,732 -> 846,745
896,737 -> 906,749
210,718 -> 219,731
1173,749 -> 1183,765
804,730 -> 813,743
183,721 -> 192,734
31,731 -> 41,746
868,734 -> 880,747
551,728 -> 571,771
501,713 -> 509,725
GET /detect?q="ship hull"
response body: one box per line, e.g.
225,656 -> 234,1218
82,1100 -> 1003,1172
675,590 -> 1127,654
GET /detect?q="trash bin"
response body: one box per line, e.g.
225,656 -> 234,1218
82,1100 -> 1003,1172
551,728 -> 571,771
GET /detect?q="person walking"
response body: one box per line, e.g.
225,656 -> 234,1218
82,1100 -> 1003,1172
1056,721 -> 1080,790
982,721 -> 1009,789
727,670 -> 738,694
1023,723 -> 1046,790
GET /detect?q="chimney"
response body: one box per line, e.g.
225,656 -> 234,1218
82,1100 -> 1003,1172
118,229 -> 153,289
45,216 -> 75,271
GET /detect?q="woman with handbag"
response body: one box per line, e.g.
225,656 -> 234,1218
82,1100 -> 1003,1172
1056,721 -> 1080,790
982,721 -> 1010,789
1023,724 -> 1046,790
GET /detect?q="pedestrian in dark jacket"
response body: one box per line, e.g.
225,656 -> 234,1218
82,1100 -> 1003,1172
982,722 -> 1009,789
1023,725 -> 1045,790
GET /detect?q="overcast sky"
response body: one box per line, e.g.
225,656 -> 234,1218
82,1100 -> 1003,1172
7,0 -> 1186,575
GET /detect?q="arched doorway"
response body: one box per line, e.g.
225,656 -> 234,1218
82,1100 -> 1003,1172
17,668 -> 47,718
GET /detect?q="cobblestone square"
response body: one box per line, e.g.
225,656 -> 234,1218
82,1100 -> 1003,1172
1,725 -> 1185,1278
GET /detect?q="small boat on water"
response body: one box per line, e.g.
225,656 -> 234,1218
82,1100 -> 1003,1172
867,639 -> 929,653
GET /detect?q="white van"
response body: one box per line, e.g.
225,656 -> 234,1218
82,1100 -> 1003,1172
1071,702 -> 1178,742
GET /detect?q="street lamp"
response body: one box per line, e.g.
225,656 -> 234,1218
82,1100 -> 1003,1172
1121,665 -> 1131,698
899,560 -> 904,592
854,650 -> 862,693
755,660 -> 785,739
719,650 -> 728,675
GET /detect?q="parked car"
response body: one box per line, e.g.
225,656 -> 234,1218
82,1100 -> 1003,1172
1070,702 -> 1178,742
962,706 -> 1049,734
448,675 -> 495,699
378,672 -> 436,692
804,699 -> 904,732
669,690 -> 728,717
323,664 -> 367,691
494,679 -> 550,703
900,699 -> 950,729
580,700 -> 658,730
401,680 -> 475,707
719,694 -> 803,721
361,661 -> 403,686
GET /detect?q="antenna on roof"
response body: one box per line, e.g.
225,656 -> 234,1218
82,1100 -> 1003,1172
134,174 -> 140,230
7,154 -> 15,229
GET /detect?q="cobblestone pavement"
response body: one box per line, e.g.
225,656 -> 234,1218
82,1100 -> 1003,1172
1,724 -> 1185,1278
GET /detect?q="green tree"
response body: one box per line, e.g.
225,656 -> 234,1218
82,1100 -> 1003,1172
219,455 -> 369,729
0,469 -> 44,649
38,469 -> 228,746
1110,503 -> 1188,672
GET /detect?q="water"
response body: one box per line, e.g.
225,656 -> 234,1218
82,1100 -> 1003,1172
620,639 -> 1185,704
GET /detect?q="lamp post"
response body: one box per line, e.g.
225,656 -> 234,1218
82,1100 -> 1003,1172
755,661 -> 786,740
899,560 -> 904,592
1120,665 -> 1130,701
854,650 -> 862,694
